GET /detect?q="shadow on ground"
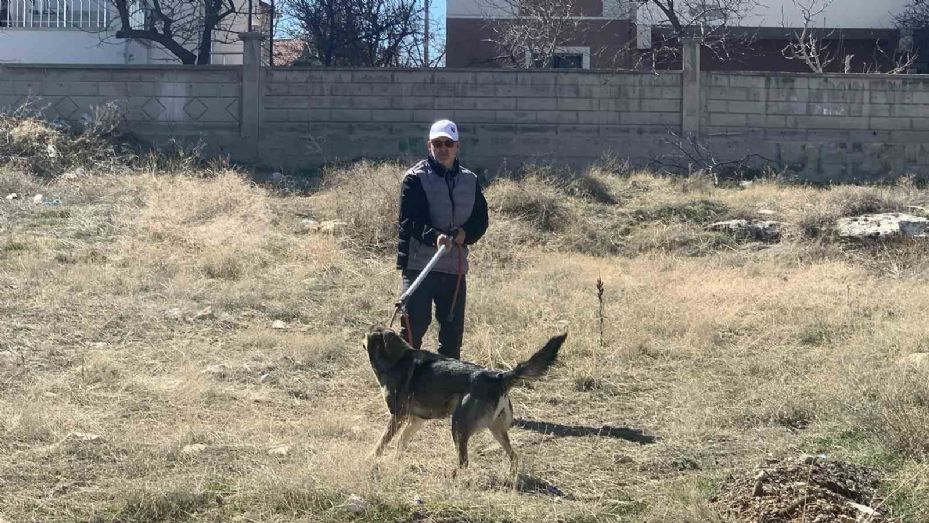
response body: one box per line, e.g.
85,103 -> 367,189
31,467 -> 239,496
514,418 -> 657,444
487,472 -> 572,498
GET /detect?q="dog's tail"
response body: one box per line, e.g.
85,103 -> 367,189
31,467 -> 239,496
501,333 -> 567,390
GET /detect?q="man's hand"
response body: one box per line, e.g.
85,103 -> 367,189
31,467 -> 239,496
436,234 -> 452,249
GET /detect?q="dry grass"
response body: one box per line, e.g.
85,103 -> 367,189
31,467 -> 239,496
2,156 -> 929,522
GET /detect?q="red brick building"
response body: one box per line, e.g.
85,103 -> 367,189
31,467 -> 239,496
445,0 -> 910,73
446,0 -> 639,69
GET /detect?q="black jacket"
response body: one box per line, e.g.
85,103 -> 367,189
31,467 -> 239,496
396,156 -> 489,270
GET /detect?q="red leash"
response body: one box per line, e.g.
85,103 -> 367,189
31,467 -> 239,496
447,245 -> 464,323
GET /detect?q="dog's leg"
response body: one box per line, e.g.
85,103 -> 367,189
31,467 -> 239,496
370,415 -> 405,458
396,416 -> 425,456
452,395 -> 482,469
490,399 -> 518,474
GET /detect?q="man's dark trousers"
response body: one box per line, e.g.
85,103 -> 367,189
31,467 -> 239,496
399,269 -> 466,359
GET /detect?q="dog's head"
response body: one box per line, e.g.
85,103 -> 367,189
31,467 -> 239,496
365,325 -> 411,371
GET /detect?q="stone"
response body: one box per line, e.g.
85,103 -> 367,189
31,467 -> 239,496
202,364 -> 227,377
61,168 -> 84,180
345,495 -> 370,514
306,220 -> 348,234
181,443 -> 208,455
65,432 -> 102,443
164,308 -> 184,320
259,372 -> 274,384
898,352 -> 929,369
32,194 -> 43,204
268,445 -> 291,456
191,306 -> 213,321
708,220 -> 782,241
5,193 -> 18,200
836,213 -> 929,239
271,320 -> 287,330
848,502 -> 879,517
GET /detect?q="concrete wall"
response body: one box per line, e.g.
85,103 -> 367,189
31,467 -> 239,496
258,68 -> 681,170
702,72 -> 929,182
0,64 -> 243,157
4,42 -> 929,181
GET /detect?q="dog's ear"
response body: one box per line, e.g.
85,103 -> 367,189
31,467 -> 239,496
380,329 -> 410,362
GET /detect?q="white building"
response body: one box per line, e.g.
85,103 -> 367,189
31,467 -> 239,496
0,0 -> 266,64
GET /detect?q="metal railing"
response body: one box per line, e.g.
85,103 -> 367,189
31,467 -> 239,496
1,0 -> 110,29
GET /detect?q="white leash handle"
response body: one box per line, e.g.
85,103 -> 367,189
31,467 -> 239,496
396,243 -> 448,309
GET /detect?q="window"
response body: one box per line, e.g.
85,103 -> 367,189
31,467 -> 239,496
552,53 -> 584,69
525,46 -> 591,69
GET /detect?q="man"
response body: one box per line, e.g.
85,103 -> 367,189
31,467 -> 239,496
396,119 -> 489,360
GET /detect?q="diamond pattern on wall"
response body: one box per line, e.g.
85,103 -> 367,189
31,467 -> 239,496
184,99 -> 208,120
225,99 -> 240,121
54,97 -> 79,119
142,98 -> 166,120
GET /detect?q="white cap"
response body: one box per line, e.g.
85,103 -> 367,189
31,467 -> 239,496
428,119 -> 459,141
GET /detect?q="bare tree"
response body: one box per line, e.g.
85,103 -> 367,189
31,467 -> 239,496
284,0 -> 430,66
896,0 -> 929,31
634,0 -> 758,66
109,0 -> 242,64
780,0 -> 834,72
478,0 -> 585,68
895,0 -> 929,73
783,0 -> 916,74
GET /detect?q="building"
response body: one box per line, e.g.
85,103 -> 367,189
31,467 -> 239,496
447,0 -> 914,72
446,0 -> 639,69
0,0 -> 270,64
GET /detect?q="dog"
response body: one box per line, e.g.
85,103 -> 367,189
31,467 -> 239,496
364,325 -> 567,469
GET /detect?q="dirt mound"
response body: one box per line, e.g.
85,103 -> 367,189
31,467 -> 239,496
711,456 -> 886,522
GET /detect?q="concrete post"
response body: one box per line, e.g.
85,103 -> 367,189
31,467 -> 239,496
681,37 -> 702,138
239,31 -> 263,158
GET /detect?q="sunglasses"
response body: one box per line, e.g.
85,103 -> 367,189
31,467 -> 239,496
430,139 -> 457,148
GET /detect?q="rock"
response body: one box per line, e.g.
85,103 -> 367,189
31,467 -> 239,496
202,364 -> 227,377
898,352 -> 929,369
752,470 -> 768,497
271,320 -> 287,330
345,494 -> 370,514
304,219 -> 349,234
259,372 -> 274,384
32,194 -> 43,204
848,502 -> 879,517
708,220 -> 781,242
191,306 -> 213,321
613,453 -> 634,464
181,444 -> 207,455
268,445 -> 291,456
412,494 -> 424,505
801,454 -> 828,465
61,168 -> 84,180
5,193 -> 18,200
164,308 -> 184,320
836,213 -> 929,239
757,209 -> 777,216
673,456 -> 700,471
65,432 -> 102,443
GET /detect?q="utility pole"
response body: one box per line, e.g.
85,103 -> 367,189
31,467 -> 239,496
423,0 -> 430,66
